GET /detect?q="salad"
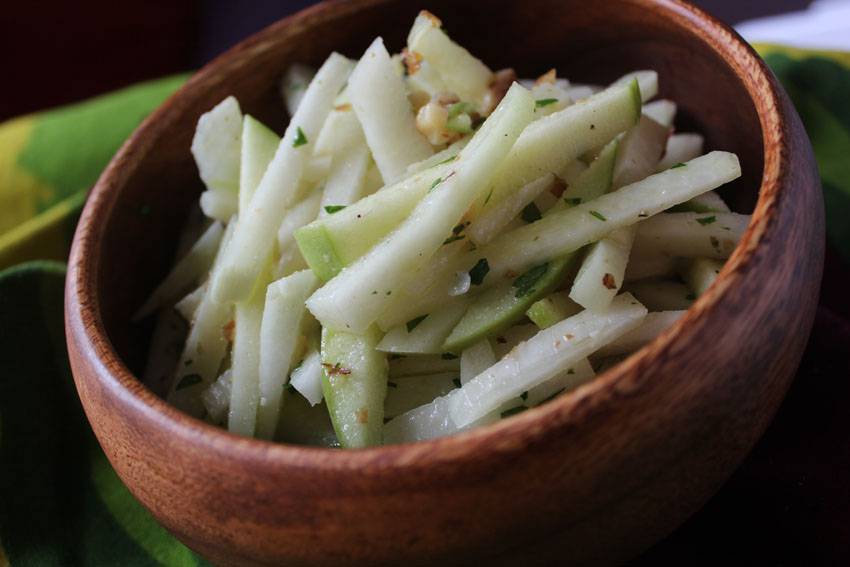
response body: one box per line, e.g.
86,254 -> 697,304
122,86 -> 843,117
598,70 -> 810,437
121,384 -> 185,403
138,10 -> 746,448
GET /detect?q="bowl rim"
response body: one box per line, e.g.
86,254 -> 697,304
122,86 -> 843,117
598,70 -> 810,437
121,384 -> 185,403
66,0 -> 788,471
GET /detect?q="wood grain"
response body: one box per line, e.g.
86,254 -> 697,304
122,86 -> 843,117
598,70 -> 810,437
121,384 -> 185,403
64,0 -> 824,564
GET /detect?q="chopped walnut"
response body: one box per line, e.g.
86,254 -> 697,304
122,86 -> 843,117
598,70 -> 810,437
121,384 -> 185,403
416,92 -> 466,145
401,49 -> 423,75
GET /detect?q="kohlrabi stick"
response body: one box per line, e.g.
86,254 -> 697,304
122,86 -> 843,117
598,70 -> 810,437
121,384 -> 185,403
526,291 -> 582,329
406,10 -> 493,109
632,212 -> 750,259
348,37 -> 432,183
319,147 -> 370,218
167,221 -> 237,417
255,270 -> 321,439
449,293 -> 647,427
466,174 -> 554,245
376,298 -> 471,354
191,96 -> 242,220
679,258 -> 724,296
134,221 -> 223,320
280,63 -> 315,116
277,190 -> 323,253
460,339 -> 496,385
642,99 -> 676,127
201,370 -> 232,426
289,347 -> 324,407
595,310 -> 685,358
306,83 -> 534,333
239,115 -> 280,214
211,53 -> 353,303
657,133 -> 704,172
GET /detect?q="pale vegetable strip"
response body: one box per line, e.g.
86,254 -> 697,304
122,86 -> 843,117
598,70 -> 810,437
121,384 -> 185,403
379,151 -> 741,329
460,340 -> 496,385
281,63 -> 315,116
228,273 -> 268,437
174,285 -> 205,322
523,357 -> 595,407
255,270 -> 321,439
657,133 -> 704,172
632,212 -> 750,259
376,298 -> 470,354
319,147 -> 370,217
611,70 -> 658,102
211,53 -> 353,303
406,59 -> 450,99
348,37 -> 432,183
167,221 -> 237,417
277,190 -> 323,253
526,291 -> 582,329
313,101 -> 363,157
385,373 -> 459,419
382,391 -> 499,444
674,190 -> 731,213
680,258 -> 724,296
595,310 -> 685,358
624,279 -> 694,311
199,190 -> 237,222
239,115 -> 280,213
201,370 -> 232,425
406,137 -> 470,175
134,221 -> 224,320
306,83 -> 535,333
290,348 -> 324,406
191,96 -> 242,215
449,293 -> 647,427
642,99 -> 676,127
406,11 -> 493,107
467,174 -> 554,245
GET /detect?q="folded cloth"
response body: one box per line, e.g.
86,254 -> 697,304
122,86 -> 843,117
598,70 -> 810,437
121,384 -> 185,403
0,47 -> 848,565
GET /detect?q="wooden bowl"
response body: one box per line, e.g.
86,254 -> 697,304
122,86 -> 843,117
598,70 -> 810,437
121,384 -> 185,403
64,0 -> 824,564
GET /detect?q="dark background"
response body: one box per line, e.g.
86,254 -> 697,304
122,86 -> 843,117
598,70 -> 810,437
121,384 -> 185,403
3,1 -> 849,565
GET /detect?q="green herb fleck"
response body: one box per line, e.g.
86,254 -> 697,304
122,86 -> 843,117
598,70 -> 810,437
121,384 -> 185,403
443,234 -> 465,245
521,202 -> 542,223
484,188 -> 494,205
535,98 -> 558,108
468,258 -> 490,286
589,210 -> 607,221
671,162 -> 687,169
429,177 -> 443,192
292,126 -> 308,148
448,101 -> 474,118
452,378 -> 462,388
446,115 -> 473,134
441,352 -> 458,360
696,215 -> 717,225
564,197 -> 582,206
520,391 -> 528,401
406,315 -> 428,333
387,381 -> 398,388
513,263 -> 550,298
437,155 -> 458,165
501,406 -> 528,418
176,374 -> 202,391
324,205 -> 346,214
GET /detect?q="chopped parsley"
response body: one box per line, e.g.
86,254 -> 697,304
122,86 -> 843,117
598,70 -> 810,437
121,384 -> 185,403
671,162 -> 687,169
429,177 -> 443,192
175,374 -> 202,391
406,315 -> 428,333
292,126 -> 308,148
442,234 -> 465,245
484,188 -> 494,205
468,258 -> 490,286
513,263 -> 549,298
535,98 -> 558,108
521,202 -> 542,223
501,406 -> 528,418
696,215 -> 717,225
589,210 -> 607,221
437,155 -> 458,166
520,391 -> 528,401
564,197 -> 582,206
324,205 -> 346,214
441,352 -> 458,360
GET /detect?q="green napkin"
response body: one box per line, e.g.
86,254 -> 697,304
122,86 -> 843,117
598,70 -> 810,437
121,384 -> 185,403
0,48 -> 848,565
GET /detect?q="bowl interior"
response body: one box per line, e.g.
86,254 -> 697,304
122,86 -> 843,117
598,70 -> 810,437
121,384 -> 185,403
98,0 -> 763,403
